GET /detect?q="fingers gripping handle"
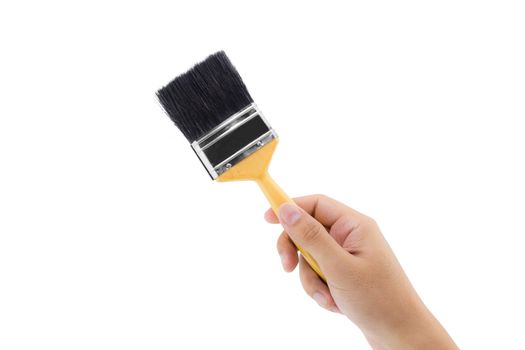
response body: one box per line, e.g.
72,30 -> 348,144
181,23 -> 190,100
256,172 -> 326,282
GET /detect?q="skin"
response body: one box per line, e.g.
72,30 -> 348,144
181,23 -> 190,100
264,195 -> 459,350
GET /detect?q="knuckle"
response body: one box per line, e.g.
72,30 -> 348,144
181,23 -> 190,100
358,214 -> 378,230
301,220 -> 323,242
313,193 -> 328,202
364,216 -> 378,229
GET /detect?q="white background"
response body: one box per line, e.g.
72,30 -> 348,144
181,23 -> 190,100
1,1 -> 524,349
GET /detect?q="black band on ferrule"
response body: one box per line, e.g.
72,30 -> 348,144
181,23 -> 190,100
203,115 -> 270,166
191,103 -> 277,179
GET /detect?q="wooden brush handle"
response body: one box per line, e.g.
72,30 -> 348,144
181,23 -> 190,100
256,172 -> 326,282
216,139 -> 325,281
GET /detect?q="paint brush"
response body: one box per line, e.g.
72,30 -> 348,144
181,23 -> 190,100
157,51 -> 325,281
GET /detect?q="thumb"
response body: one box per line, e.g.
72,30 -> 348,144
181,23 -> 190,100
278,203 -> 350,273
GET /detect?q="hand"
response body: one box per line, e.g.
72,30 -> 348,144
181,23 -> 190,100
264,195 -> 458,350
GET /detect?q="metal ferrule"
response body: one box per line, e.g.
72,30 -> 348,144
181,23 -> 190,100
191,103 -> 278,179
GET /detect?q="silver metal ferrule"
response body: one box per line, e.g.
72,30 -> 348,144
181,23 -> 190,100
191,103 -> 278,179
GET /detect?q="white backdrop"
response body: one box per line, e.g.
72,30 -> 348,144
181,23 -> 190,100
1,1 -> 524,349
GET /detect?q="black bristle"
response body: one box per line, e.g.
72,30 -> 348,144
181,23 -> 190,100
157,51 -> 254,142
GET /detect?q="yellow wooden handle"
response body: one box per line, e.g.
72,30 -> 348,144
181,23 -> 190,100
217,139 -> 325,282
256,172 -> 326,282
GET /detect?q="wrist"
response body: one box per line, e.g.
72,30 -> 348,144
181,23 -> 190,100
364,302 -> 458,350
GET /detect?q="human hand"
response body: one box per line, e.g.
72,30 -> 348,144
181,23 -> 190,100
264,195 -> 458,350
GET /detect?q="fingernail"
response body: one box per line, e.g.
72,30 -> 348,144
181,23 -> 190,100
279,204 -> 301,226
312,292 -> 327,307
